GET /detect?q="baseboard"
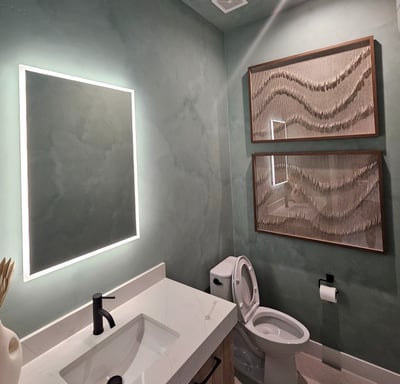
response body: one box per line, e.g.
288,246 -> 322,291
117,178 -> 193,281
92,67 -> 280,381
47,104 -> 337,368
303,340 -> 400,384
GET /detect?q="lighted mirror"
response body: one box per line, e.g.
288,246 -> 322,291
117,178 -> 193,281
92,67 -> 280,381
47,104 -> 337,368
19,65 -> 139,280
271,155 -> 288,186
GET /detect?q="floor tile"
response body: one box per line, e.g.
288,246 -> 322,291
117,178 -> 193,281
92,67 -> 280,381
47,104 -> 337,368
296,353 -> 377,384
235,352 -> 377,384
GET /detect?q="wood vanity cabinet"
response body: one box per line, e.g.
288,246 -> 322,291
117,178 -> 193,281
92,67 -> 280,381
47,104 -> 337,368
189,334 -> 235,384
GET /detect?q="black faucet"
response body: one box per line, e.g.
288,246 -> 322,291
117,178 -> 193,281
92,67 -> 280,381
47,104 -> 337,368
107,375 -> 123,384
92,293 -> 116,335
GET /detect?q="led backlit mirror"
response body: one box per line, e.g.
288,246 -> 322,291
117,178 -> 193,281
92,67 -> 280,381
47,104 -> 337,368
19,65 -> 139,280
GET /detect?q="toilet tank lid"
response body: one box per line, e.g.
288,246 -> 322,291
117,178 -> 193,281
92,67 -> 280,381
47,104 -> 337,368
210,256 -> 237,278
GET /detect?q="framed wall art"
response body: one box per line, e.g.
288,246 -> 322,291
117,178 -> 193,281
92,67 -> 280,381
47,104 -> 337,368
248,36 -> 378,142
252,151 -> 384,252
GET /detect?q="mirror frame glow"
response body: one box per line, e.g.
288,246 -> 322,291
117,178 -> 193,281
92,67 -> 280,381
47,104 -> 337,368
19,65 -> 140,281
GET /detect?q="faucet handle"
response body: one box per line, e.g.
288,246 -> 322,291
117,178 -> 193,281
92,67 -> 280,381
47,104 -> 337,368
102,296 -> 115,300
93,293 -> 115,300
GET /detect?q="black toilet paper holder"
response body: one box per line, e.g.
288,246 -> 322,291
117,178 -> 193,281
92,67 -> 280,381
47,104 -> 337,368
318,273 -> 335,287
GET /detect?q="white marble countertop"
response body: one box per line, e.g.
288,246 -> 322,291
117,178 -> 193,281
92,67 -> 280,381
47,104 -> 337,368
20,273 -> 237,384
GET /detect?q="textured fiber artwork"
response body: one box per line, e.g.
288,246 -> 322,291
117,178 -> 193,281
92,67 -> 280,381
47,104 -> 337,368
252,151 -> 384,252
248,36 -> 378,142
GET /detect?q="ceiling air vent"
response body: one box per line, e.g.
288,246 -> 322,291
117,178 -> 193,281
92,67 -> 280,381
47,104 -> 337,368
211,0 -> 248,14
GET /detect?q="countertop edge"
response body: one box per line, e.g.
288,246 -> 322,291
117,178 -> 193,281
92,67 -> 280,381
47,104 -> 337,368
168,303 -> 237,384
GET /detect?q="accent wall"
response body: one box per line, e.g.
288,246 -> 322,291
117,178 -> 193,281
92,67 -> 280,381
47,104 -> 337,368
224,0 -> 400,373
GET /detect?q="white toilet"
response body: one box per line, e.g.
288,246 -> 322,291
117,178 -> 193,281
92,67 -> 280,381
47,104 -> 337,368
210,256 -> 310,384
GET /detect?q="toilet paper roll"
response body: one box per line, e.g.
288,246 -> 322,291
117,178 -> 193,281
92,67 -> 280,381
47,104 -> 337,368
319,285 -> 338,303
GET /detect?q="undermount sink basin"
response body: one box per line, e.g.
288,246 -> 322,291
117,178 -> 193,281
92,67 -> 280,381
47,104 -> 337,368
60,314 -> 179,384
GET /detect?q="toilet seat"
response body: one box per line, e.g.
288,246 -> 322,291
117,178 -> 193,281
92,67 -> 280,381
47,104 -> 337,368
232,255 -> 260,323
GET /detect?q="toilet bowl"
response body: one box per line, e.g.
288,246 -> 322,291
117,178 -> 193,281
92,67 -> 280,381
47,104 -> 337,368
210,256 -> 310,384
246,307 -> 309,357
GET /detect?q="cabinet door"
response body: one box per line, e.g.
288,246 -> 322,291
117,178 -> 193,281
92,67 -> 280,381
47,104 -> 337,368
190,334 -> 234,384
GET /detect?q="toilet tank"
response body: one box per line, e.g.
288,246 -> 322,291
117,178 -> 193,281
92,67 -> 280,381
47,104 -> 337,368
210,256 -> 236,302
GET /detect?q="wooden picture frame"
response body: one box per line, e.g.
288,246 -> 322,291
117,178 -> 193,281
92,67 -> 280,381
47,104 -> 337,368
248,36 -> 378,142
252,151 -> 384,252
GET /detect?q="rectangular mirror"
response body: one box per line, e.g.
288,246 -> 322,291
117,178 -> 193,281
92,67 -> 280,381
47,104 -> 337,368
19,65 -> 139,280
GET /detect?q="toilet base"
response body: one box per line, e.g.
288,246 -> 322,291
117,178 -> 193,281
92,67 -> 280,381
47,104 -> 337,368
264,354 -> 298,384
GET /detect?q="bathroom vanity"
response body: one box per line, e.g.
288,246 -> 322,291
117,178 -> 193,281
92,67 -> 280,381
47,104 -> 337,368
190,335 -> 235,384
19,263 -> 237,384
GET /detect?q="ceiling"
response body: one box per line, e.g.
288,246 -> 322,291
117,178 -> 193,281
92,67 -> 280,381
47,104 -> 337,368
182,0 -> 308,32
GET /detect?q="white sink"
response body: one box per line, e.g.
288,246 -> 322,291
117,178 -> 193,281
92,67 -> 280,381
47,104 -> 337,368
60,314 -> 179,384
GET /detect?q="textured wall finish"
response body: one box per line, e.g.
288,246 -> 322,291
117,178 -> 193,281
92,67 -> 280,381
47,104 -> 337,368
398,0 -> 400,32
0,0 -> 232,336
1,0 -> 398,377
224,0 -> 400,374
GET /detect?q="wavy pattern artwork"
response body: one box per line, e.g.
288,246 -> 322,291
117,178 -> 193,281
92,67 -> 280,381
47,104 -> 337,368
256,172 -> 379,220
253,105 -> 374,137
253,66 -> 372,121
273,160 -> 378,191
258,214 -> 380,237
287,177 -> 379,219
252,152 -> 384,252
252,47 -> 371,99
248,37 -> 377,141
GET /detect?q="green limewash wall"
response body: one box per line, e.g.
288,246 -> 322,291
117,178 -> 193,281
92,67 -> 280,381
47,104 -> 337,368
225,0 -> 400,373
2,0 -> 400,375
0,0 -> 233,336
